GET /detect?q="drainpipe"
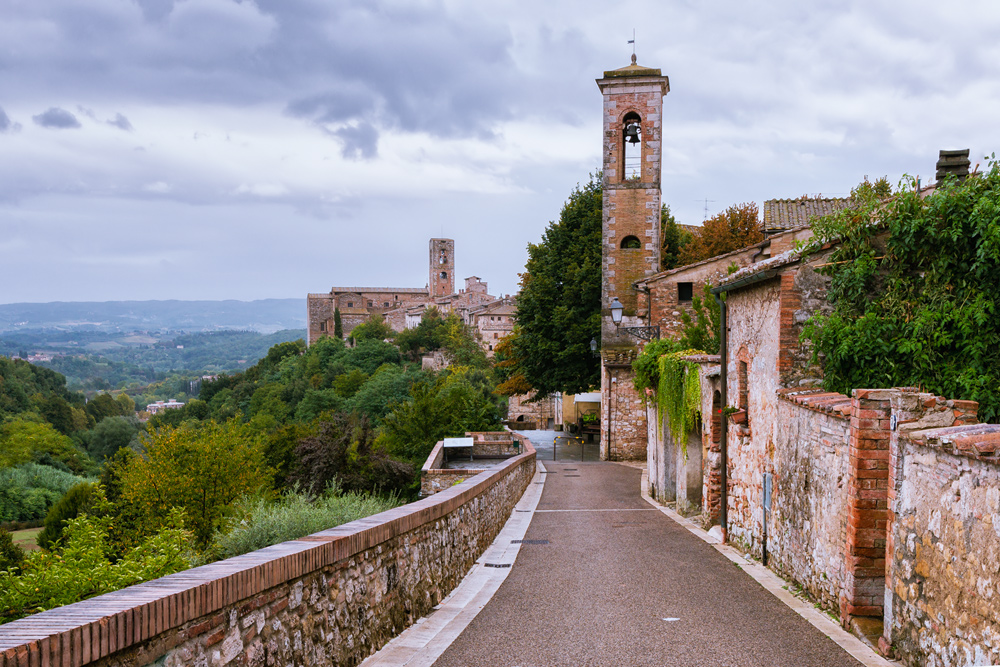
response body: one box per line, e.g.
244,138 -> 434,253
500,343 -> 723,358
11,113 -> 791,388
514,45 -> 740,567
714,291 -> 728,542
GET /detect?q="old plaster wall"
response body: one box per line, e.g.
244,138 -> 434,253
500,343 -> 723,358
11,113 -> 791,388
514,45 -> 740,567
0,443 -> 536,667
767,393 -> 851,611
722,279 -> 781,551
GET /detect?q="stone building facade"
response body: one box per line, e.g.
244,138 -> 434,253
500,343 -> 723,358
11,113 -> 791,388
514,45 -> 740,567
307,239 -> 502,347
641,217 -> 1000,664
597,55 -> 669,461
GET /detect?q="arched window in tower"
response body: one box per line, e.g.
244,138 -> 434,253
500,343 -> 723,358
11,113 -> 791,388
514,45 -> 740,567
439,250 -> 447,264
440,272 -> 447,280
622,111 -> 642,181
620,235 -> 641,249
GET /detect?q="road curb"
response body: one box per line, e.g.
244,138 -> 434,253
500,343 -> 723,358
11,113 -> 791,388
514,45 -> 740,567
637,466 -> 900,667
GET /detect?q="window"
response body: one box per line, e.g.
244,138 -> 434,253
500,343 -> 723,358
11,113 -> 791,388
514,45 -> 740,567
383,302 -> 389,308
678,282 -> 694,302
738,360 -> 748,412
367,300 -> 373,307
494,333 -> 499,339
319,321 -> 326,332
347,302 -> 353,308
489,345 -> 493,351
622,111 -> 642,180
620,235 -> 641,249
440,272 -> 447,280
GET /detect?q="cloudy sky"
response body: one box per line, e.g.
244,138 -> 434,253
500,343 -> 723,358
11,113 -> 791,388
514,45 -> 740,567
2,0 -> 999,304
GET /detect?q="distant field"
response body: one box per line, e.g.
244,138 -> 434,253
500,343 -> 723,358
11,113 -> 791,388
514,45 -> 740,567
11,527 -> 41,552
122,335 -> 157,344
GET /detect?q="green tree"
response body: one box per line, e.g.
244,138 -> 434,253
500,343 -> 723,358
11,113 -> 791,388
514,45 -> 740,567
0,419 -> 93,475
334,308 -> 343,339
660,205 -> 693,271
116,420 -> 273,547
349,314 -> 394,343
85,415 -> 140,461
510,173 -> 602,396
394,307 -> 447,361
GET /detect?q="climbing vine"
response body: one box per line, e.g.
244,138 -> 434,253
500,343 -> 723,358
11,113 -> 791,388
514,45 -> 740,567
803,157 -> 1000,422
633,340 -> 703,447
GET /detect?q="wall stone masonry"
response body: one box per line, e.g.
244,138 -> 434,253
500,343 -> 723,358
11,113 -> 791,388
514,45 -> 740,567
0,438 -> 536,667
880,389 -> 998,666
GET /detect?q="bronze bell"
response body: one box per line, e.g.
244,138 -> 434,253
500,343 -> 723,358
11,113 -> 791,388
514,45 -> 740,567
624,122 -> 641,144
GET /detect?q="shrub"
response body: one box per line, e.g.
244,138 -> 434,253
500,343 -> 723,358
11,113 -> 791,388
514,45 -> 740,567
0,464 -> 91,524
0,528 -> 24,574
36,482 -> 99,552
116,420 -> 273,548
210,487 -> 400,560
290,414 -> 413,496
0,504 -> 192,624
0,419 -> 94,475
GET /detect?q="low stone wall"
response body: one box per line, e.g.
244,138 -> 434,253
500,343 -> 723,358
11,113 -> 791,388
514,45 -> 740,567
885,402 -> 1000,665
419,432 -> 527,497
767,390 -> 851,612
0,440 -> 536,667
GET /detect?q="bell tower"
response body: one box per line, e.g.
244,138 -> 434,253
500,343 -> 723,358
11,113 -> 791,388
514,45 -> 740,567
429,238 -> 455,297
597,54 -> 669,460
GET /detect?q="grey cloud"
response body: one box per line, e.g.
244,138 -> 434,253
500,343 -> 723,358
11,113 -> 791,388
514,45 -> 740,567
333,122 -> 379,160
33,107 -> 82,129
107,113 -> 134,131
0,108 -> 10,132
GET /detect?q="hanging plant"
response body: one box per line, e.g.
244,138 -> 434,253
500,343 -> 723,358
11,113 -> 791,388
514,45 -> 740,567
656,350 -> 703,448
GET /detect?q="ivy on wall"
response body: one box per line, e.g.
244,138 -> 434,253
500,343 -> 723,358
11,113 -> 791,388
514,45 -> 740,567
804,158 -> 1000,422
633,339 -> 703,447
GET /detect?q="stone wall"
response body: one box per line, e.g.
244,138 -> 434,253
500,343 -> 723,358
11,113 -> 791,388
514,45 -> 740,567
769,389 -> 851,612
0,441 -> 536,667
507,393 -> 557,430
881,390 -> 997,666
419,433 -> 527,497
602,355 -> 646,461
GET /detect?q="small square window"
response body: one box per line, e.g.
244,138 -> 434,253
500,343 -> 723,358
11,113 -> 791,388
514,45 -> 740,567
347,302 -> 353,308
678,282 -> 694,302
383,302 -> 389,308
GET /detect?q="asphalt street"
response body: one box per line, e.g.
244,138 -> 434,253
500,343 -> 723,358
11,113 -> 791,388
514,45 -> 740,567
431,461 -> 865,667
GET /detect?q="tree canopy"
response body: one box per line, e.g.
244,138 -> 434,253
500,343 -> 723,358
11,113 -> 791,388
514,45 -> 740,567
805,165 -> 1000,421
509,174 -> 602,396
679,202 -> 764,265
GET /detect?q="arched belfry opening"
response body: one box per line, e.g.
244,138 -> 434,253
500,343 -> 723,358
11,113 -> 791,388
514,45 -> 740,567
620,235 -> 641,249
622,111 -> 642,181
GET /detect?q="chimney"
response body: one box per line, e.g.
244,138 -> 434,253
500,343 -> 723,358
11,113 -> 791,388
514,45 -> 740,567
936,149 -> 971,184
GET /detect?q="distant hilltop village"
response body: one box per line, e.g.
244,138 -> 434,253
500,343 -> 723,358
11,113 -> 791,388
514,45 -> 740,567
307,238 -> 516,354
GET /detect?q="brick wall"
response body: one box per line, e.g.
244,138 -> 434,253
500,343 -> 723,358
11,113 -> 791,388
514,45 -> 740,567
0,441 -> 536,667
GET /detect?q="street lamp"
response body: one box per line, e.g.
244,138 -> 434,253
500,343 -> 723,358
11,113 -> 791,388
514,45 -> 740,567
590,337 -> 599,357
607,297 -> 660,341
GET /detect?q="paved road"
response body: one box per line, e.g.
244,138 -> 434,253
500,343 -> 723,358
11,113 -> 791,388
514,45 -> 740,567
516,429 -> 602,463
431,462 -> 864,667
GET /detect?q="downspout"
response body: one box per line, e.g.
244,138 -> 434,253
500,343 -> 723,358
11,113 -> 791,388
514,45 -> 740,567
714,291 -> 728,542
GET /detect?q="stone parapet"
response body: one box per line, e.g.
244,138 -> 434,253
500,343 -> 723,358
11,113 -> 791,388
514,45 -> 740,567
0,438 -> 536,667
776,387 -> 851,419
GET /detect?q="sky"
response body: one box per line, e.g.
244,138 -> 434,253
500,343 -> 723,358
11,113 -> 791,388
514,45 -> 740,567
2,0 -> 999,304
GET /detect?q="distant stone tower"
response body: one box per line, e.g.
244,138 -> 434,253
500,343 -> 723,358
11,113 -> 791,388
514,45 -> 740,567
429,238 -> 455,297
597,55 -> 669,461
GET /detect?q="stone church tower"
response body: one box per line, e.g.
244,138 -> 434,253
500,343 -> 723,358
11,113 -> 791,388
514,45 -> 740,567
597,55 -> 669,460
429,238 -> 455,297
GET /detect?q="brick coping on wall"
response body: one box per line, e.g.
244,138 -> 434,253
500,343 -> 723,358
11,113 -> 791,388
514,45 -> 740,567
776,387 -> 851,419
0,439 -> 536,667
903,423 -> 1000,461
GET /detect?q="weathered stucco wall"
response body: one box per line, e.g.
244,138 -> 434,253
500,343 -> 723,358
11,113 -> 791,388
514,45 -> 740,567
722,279 -> 781,551
768,391 -> 851,611
0,441 -> 536,667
